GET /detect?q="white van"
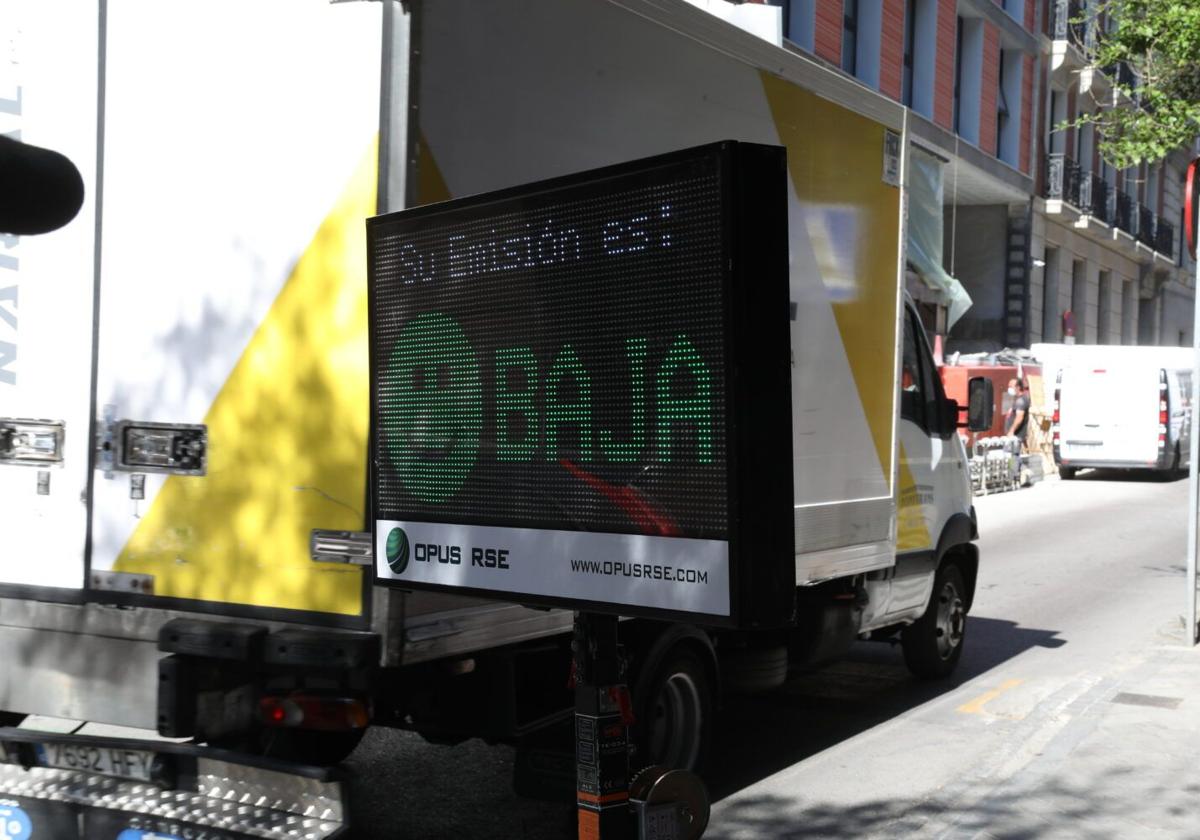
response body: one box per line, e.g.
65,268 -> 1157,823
1054,358 -> 1194,478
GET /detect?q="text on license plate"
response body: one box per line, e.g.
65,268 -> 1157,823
37,743 -> 154,781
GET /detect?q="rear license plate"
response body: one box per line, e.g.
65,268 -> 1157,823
35,742 -> 155,782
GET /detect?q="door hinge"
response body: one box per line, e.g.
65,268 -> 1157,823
310,530 -> 374,565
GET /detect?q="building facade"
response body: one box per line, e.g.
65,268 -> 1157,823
725,0 -> 1195,350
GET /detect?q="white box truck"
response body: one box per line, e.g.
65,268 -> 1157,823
0,1 -> 990,835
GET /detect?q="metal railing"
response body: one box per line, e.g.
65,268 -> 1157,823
1155,217 -> 1175,257
1045,153 -> 1081,207
1078,171 -> 1109,222
1137,204 -> 1156,246
1053,0 -> 1093,51
1109,189 -> 1134,235
1116,61 -> 1136,88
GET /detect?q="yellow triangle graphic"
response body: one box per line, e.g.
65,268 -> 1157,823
113,140 -> 378,615
759,71 -> 901,485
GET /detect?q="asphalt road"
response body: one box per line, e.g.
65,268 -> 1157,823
342,469 -> 1191,839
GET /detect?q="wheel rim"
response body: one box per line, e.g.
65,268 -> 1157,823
934,579 -> 965,660
647,671 -> 703,770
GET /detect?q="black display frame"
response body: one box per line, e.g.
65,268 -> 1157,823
367,141 -> 795,629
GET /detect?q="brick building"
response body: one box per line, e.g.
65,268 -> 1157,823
693,0 -> 1194,350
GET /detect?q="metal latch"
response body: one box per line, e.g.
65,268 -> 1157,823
310,530 -> 374,565
0,419 -> 64,467
99,413 -> 207,476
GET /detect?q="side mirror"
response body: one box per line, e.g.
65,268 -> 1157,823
966,376 -> 995,432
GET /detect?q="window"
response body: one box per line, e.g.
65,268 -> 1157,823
843,0 -> 858,75
1042,247 -> 1060,341
1180,205 -> 1186,267
1122,166 -> 1136,198
1122,280 -> 1137,344
996,54 -> 1008,156
902,0 -> 916,106
901,308 -> 948,435
953,16 -> 964,133
901,309 -> 927,428
784,0 -> 816,52
1078,122 -> 1094,174
953,17 -> 983,143
908,0 -> 936,117
1047,89 -> 1061,154
1070,259 -> 1087,341
1097,270 -> 1112,343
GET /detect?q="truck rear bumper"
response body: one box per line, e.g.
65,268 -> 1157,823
1056,457 -> 1165,471
0,726 -> 346,839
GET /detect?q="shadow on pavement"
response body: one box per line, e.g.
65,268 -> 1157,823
706,617 -> 1065,800
707,771 -> 1200,838
341,617 -> 1065,839
1073,467 -> 1186,483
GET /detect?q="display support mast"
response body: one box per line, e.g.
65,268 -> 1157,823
573,612 -> 633,839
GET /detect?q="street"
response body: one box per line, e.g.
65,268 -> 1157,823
343,470 -> 1194,838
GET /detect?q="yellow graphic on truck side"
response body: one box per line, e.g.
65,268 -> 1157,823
113,141 -> 377,616
761,72 -> 901,489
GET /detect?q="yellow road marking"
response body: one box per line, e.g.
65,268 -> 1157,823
957,679 -> 1024,715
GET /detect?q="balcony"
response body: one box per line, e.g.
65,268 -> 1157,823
1078,171 -> 1109,222
1136,204 -> 1156,247
1053,0 -> 1093,51
1109,189 -> 1134,236
1052,0 -> 1095,80
1041,155 -> 1177,265
1156,217 -> 1176,258
1044,153 -> 1081,207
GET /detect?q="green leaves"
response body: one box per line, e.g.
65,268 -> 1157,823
1081,0 -> 1200,167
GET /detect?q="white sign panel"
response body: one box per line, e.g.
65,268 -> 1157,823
376,521 -> 731,617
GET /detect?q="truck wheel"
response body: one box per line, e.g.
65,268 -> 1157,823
902,563 -> 966,680
719,645 -> 789,694
1059,466 -> 1076,480
634,646 -> 713,772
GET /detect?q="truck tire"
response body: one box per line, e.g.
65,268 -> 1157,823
1059,466 -> 1076,480
720,645 -> 789,694
901,563 -> 967,680
633,646 -> 713,773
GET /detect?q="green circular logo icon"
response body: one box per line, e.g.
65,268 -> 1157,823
385,527 -> 409,575
384,312 -> 482,503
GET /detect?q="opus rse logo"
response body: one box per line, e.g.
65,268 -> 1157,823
385,527 -> 410,574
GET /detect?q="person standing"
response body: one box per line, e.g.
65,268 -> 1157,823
1005,378 -> 1030,445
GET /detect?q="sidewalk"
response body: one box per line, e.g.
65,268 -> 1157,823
707,617 -> 1200,839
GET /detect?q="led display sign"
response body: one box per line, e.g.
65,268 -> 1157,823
369,142 -> 794,625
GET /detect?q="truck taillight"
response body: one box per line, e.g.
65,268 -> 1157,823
1159,370 -> 1169,448
1052,375 -> 1062,451
260,694 -> 370,731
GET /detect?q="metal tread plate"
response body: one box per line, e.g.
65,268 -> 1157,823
0,729 -> 346,839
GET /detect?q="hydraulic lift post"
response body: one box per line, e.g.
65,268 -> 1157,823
572,612 -> 632,840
